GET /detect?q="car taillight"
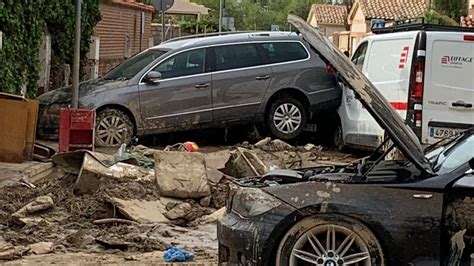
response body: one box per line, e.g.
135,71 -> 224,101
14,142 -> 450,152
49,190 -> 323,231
326,64 -> 335,74
410,56 -> 425,130
411,61 -> 424,101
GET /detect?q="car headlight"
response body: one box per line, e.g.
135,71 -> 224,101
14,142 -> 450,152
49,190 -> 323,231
231,187 -> 281,218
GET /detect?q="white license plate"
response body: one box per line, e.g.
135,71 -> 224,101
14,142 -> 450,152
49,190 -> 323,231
429,127 -> 463,139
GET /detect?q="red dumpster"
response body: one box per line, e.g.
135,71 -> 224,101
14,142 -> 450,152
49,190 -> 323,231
59,109 -> 95,153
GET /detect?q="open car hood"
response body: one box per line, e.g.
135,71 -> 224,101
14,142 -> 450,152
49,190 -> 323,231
288,14 -> 434,175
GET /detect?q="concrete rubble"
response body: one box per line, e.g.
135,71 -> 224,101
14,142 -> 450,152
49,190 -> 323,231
0,138 -> 355,263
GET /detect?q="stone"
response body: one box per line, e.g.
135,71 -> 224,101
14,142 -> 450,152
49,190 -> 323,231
106,197 -> 171,224
190,207 -> 226,226
154,151 -> 211,199
164,203 -> 192,220
28,242 -> 53,255
199,196 -> 212,207
12,195 -> 54,224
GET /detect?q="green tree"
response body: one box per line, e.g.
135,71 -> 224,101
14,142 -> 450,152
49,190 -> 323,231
433,0 -> 467,19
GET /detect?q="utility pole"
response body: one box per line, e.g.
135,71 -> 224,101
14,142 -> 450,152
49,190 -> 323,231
72,0 -> 81,108
219,0 -> 223,33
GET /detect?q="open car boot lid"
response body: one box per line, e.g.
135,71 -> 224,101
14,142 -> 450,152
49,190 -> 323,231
288,14 -> 434,175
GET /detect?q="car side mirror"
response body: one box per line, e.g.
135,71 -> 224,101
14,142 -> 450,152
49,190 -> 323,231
144,71 -> 161,84
469,157 -> 474,170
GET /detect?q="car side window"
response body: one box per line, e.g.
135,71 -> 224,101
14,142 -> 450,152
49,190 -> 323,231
214,44 -> 260,71
261,42 -> 308,64
153,48 -> 206,79
435,135 -> 474,174
351,42 -> 368,70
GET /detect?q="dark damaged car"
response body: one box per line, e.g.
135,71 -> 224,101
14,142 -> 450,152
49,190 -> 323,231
217,15 -> 474,266
37,32 -> 340,146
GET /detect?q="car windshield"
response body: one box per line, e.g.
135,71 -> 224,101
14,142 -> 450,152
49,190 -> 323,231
425,130 -> 474,174
104,49 -> 168,80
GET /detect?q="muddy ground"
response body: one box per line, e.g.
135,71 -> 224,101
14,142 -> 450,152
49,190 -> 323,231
1,129 -> 365,264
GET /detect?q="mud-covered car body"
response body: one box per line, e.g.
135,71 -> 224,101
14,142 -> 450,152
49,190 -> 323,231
217,15 -> 474,265
36,32 -> 339,141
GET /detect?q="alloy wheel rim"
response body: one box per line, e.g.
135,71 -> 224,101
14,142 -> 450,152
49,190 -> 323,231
290,225 -> 370,266
273,103 -> 302,134
97,115 -> 129,146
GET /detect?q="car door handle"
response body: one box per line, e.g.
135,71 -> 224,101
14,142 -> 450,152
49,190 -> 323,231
413,194 -> 433,199
255,75 -> 270,80
194,83 -> 210,89
451,101 -> 473,108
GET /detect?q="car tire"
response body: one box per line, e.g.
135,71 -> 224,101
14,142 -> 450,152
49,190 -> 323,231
266,97 -> 307,140
95,108 -> 134,147
332,122 -> 345,151
275,215 -> 385,266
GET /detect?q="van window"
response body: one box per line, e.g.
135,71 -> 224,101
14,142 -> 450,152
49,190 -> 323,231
261,42 -> 308,63
153,48 -> 206,79
214,44 -> 260,71
351,42 -> 368,70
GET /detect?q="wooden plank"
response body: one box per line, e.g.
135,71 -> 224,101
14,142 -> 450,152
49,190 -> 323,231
0,98 -> 28,163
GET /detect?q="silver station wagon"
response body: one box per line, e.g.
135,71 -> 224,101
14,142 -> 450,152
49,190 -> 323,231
37,32 -> 340,146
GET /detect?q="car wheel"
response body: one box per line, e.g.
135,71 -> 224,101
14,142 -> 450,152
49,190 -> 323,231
276,216 -> 385,266
332,122 -> 345,151
267,97 -> 307,140
95,108 -> 134,147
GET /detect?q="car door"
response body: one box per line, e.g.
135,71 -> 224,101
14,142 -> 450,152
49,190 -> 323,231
138,47 -> 213,131
210,43 -> 272,122
445,173 -> 474,265
439,135 -> 474,265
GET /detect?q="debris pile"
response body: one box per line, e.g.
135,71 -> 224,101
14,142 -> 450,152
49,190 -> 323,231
0,138 -> 354,263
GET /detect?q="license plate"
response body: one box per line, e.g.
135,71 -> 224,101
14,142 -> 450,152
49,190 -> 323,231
429,127 -> 463,139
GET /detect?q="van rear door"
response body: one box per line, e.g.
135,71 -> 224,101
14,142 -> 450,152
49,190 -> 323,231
423,32 -> 474,144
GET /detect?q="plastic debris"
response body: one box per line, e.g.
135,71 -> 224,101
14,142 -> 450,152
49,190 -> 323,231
164,246 -> 194,262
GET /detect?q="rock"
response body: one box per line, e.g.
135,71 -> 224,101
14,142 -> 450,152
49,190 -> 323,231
190,207 -> 226,226
254,137 -> 271,147
164,203 -> 192,220
12,195 -> 54,224
28,242 -> 53,255
154,151 -> 211,199
199,196 -> 212,207
222,147 -> 268,178
206,169 -> 224,185
106,197 -> 171,224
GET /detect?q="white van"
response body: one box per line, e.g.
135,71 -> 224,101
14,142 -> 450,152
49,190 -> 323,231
335,25 -> 474,150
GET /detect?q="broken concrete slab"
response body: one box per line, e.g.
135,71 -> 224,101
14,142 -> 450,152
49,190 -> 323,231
106,197 -> 170,224
154,151 -> 211,199
205,150 -> 231,171
11,195 -> 54,224
223,147 -> 267,178
71,152 -> 155,194
0,161 -> 54,188
164,203 -> 192,220
28,242 -> 53,255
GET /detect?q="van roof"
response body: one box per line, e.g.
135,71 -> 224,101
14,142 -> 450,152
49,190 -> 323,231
152,31 -> 301,50
372,23 -> 474,34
